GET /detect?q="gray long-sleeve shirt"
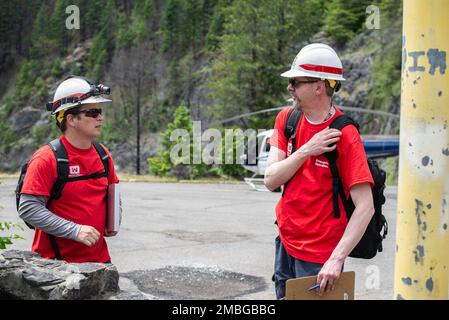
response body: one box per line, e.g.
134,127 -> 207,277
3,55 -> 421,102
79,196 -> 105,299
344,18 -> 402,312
18,194 -> 81,240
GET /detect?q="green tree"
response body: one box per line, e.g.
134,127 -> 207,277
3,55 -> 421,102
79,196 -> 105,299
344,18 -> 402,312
148,105 -> 194,177
367,0 -> 402,134
161,0 -> 220,111
116,0 -> 153,48
205,0 -> 228,50
209,0 -> 325,128
49,0 -> 73,55
111,0 -> 155,174
29,2 -> 53,60
13,2 -> 52,102
323,0 -> 372,46
85,0 -> 117,81
162,0 -> 186,55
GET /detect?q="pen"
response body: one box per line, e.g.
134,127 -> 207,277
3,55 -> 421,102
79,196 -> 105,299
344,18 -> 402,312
308,283 -> 321,291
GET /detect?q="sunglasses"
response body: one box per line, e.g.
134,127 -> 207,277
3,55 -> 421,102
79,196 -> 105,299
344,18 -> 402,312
75,108 -> 103,118
289,78 -> 320,87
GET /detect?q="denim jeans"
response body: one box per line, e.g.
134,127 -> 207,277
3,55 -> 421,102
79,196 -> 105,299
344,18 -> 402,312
273,235 -> 323,299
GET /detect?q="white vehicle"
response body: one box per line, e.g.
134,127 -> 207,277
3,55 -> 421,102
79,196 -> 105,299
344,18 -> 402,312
240,129 -> 275,192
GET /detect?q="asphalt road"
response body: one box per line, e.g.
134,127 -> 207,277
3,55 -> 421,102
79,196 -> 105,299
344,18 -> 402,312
0,178 -> 397,300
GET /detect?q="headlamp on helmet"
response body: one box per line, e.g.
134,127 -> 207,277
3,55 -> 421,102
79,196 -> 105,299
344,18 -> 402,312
46,76 -> 111,113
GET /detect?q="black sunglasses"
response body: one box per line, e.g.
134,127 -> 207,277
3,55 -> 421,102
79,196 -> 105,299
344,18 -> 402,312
289,78 -> 320,87
75,108 -> 103,118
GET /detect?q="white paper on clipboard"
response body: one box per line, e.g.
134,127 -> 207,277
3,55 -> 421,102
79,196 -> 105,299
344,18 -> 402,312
107,183 -> 121,233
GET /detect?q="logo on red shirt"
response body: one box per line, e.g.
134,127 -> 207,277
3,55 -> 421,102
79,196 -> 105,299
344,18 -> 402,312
69,165 -> 81,177
287,141 -> 292,157
315,159 -> 329,169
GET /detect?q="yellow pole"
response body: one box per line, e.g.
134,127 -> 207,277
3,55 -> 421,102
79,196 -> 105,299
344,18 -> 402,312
394,0 -> 449,299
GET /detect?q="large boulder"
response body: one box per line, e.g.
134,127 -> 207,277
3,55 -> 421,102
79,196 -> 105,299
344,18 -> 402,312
0,250 -> 119,300
9,107 -> 44,132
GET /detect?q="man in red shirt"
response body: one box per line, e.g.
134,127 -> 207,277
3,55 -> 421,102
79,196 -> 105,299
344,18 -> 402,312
265,43 -> 374,299
18,76 -> 120,263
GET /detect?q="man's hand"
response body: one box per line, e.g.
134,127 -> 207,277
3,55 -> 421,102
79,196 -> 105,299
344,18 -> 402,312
316,257 -> 344,295
76,225 -> 101,247
300,127 -> 342,157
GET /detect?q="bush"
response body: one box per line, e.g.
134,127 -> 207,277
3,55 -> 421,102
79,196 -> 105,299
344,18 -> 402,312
148,105 -> 223,179
0,110 -> 16,153
3,95 -> 18,115
31,123 -> 50,144
0,222 -> 24,250
148,154 -> 171,176
379,157 -> 398,186
50,59 -> 63,78
34,77 -> 48,97
148,105 -> 192,177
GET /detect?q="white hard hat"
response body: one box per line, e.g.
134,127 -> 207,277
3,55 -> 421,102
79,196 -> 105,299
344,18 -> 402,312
281,43 -> 345,81
48,76 -> 111,115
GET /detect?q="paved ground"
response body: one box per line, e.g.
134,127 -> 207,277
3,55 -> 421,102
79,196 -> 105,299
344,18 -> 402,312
0,178 -> 397,300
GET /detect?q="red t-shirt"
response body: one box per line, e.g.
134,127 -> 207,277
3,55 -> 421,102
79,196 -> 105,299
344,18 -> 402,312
21,135 -> 119,263
270,106 -> 374,264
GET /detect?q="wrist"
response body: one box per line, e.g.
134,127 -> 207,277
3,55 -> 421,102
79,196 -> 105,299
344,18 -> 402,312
73,224 -> 82,241
330,251 -> 347,263
296,144 -> 310,158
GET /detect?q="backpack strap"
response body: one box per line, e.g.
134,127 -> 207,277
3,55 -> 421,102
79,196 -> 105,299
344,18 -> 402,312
48,139 -> 70,202
93,141 -> 109,178
15,163 -> 29,211
64,142 -> 109,182
329,114 -> 360,133
281,108 -> 302,197
284,107 -> 302,154
15,163 -> 35,229
46,138 -> 71,260
325,114 -> 360,218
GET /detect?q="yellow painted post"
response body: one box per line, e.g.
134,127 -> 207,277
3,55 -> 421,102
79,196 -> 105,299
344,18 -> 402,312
394,0 -> 449,299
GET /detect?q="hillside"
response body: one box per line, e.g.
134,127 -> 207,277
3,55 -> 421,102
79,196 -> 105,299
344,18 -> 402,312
0,0 -> 402,176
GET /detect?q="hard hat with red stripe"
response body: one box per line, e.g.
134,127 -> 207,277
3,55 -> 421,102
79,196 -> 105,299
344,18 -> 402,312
47,76 -> 111,115
281,43 -> 345,81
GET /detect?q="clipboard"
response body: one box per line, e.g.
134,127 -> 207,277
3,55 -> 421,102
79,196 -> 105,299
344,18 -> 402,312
285,271 -> 355,300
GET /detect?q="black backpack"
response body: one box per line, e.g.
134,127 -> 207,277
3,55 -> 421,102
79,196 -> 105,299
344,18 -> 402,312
15,138 -> 109,260
283,107 -> 388,259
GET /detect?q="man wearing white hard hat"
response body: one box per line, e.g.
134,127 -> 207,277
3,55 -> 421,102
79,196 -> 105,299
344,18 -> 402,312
18,75 -> 120,263
265,44 -> 374,299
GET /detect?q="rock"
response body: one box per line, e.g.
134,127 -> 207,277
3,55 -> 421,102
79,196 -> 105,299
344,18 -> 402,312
2,250 -> 40,260
0,250 -> 120,300
61,43 -> 90,71
9,107 -> 44,132
107,276 -> 155,300
22,267 -> 66,286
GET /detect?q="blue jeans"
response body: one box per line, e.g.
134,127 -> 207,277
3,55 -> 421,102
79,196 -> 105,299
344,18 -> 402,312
273,235 -> 323,299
